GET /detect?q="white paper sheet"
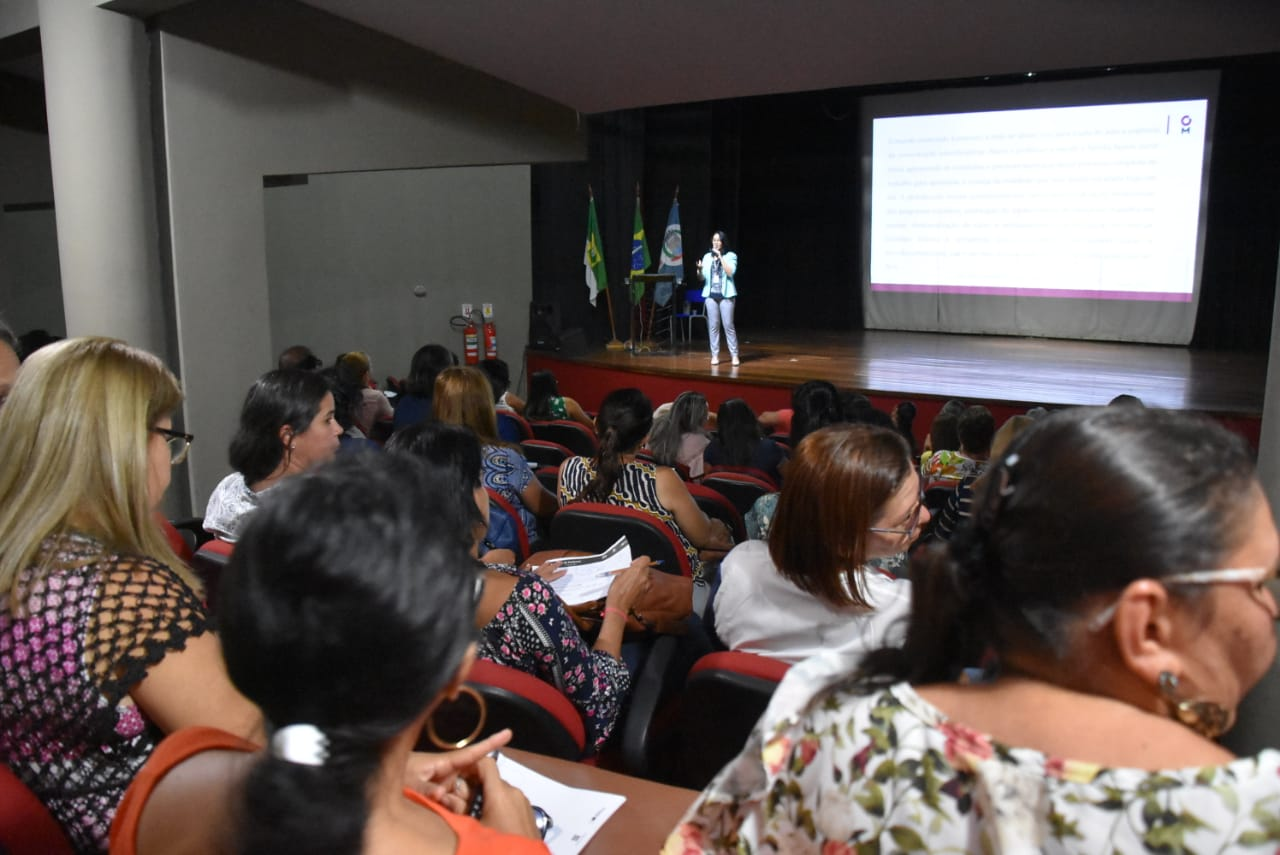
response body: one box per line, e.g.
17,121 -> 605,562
542,536 -> 632,605
495,753 -> 626,855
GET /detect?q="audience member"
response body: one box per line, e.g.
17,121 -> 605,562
395,344 -> 457,430
204,369 -> 341,541
433,366 -> 557,549
922,404 -> 993,480
931,413 -> 1034,542
891,400 -> 919,457
647,390 -> 712,478
559,388 -> 734,575
0,338 -> 261,852
524,369 -> 594,429
0,316 -> 20,409
787,379 -> 842,448
1109,393 -> 1146,408
671,407 -> 1280,853
389,422 -> 649,754
479,357 -> 525,414
276,344 -> 321,372
17,327 -> 59,357
714,424 -> 923,663
703,398 -> 787,485
322,367 -> 380,454
335,350 -> 394,435
114,452 -> 546,854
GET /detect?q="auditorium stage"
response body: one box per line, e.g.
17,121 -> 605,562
525,329 -> 1267,445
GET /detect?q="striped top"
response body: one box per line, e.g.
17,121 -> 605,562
559,457 -> 699,572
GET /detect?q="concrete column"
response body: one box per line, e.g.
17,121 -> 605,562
38,0 -> 169,360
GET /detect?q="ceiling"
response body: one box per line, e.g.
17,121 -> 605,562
296,0 -> 1280,114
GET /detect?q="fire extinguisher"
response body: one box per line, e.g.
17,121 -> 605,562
483,318 -> 498,360
463,317 -> 480,365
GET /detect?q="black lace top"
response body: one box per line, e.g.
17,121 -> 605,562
0,533 -> 209,853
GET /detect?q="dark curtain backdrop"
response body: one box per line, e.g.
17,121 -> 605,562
533,55 -> 1280,354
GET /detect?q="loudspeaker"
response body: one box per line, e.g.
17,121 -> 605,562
528,301 -> 562,351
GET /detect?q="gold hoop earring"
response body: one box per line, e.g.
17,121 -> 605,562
425,685 -> 488,750
1158,671 -> 1230,739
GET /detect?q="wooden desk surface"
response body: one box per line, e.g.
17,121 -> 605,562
505,749 -> 698,854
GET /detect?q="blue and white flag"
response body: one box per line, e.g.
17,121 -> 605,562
657,197 -> 684,281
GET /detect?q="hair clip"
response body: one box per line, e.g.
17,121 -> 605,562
270,723 -> 329,766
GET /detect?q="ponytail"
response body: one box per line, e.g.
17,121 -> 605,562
578,426 -> 624,503
236,729 -> 384,855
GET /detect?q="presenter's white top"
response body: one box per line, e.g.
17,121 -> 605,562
713,539 -> 911,665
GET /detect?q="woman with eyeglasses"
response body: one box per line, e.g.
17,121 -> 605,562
0,338 -> 262,853
203,368 -> 342,542
712,423 -> 925,665
671,407 -> 1280,853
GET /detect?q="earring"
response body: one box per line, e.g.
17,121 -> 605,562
425,685 -> 488,750
1157,671 -> 1230,739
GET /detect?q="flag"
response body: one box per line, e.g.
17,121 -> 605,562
584,195 -> 608,306
657,197 -> 683,281
630,194 -> 651,303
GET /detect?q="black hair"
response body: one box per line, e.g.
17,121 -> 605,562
524,370 -> 562,421
928,410 -> 961,453
711,230 -> 729,248
862,407 -> 1257,686
715,398 -> 763,467
318,367 -> 359,432
0,317 -> 21,360
838,391 -> 870,417
478,358 -> 511,403
894,401 -> 919,456
790,380 -> 841,447
219,453 -> 480,855
404,344 -> 457,398
647,391 -> 708,467
385,421 -> 486,538
229,369 -> 332,483
277,345 -> 321,372
957,405 -> 996,456
574,388 -> 653,503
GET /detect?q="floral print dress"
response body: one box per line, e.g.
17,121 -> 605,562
477,564 -> 631,753
665,649 -> 1280,854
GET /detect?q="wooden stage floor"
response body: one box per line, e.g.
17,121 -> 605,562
545,329 -> 1267,416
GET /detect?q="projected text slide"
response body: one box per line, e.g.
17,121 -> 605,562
869,100 -> 1208,301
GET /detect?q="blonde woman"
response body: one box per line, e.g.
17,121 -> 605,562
433,366 -> 558,548
0,337 -> 262,853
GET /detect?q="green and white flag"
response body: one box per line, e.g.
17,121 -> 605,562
584,195 -> 608,307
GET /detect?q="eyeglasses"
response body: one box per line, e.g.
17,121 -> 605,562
153,426 -> 194,465
1087,566 -> 1280,632
869,492 -> 927,538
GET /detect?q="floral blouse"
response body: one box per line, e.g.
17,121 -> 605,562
477,564 -> 631,753
665,650 -> 1280,854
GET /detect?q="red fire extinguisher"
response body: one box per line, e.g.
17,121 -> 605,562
463,317 -> 480,365
483,318 -> 498,360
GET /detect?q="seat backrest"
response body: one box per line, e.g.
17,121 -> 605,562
634,450 -> 690,480
529,420 -> 599,457
485,488 -> 532,563
0,763 -> 74,855
192,539 -> 234,615
534,465 -> 559,495
684,287 -> 705,306
700,472 -> 776,518
520,438 -> 573,469
674,651 -> 791,788
703,464 -> 779,491
686,482 -> 746,543
496,410 -> 534,442
440,659 -> 586,760
158,517 -> 196,567
548,503 -> 693,577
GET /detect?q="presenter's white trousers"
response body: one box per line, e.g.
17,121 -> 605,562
707,296 -> 737,360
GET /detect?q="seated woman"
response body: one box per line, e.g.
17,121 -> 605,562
0,338 -> 261,853
334,350 -> 393,436
524,369 -> 594,429
702,397 -> 787,485
204,369 -> 342,542
388,422 -> 650,753
559,388 -> 734,575
646,390 -> 712,479
393,343 -> 457,430
113,453 -> 547,854
713,424 -> 923,664
670,407 -> 1280,853
433,366 -> 558,550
